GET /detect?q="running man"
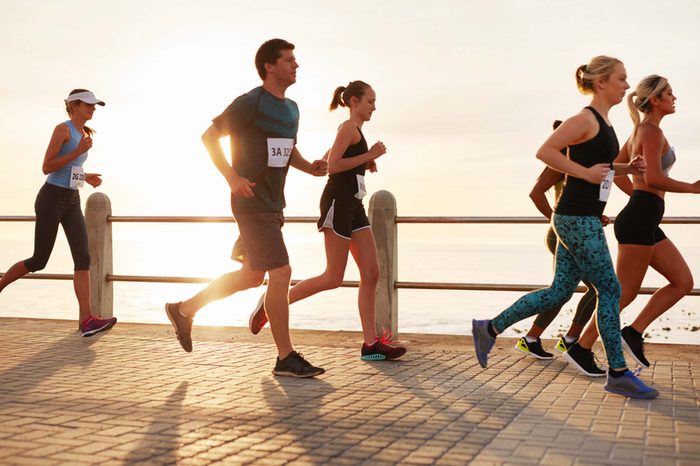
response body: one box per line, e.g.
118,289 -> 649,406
165,38 -> 328,378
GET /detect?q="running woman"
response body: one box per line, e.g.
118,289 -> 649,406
0,89 -> 117,337
471,56 -> 659,399
248,81 -> 406,361
165,39 -> 328,378
514,120 -> 599,360
564,75 -> 699,371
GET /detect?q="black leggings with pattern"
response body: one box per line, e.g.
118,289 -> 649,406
531,227 -> 596,330
492,214 -> 625,369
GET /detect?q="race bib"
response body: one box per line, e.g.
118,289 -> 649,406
267,138 -> 293,168
598,169 -> 614,202
355,174 -> 367,200
70,166 -> 85,189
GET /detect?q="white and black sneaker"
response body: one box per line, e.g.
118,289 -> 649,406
563,343 -> 606,377
272,351 -> 325,378
621,326 -> 650,368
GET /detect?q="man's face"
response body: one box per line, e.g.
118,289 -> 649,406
267,49 -> 298,86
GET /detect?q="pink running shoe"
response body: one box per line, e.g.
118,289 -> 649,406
81,315 -> 117,337
248,294 -> 268,335
361,330 -> 407,361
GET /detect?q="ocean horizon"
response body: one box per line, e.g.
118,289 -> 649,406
1,221 -> 698,346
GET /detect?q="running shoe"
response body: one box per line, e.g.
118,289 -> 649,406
248,294 -> 268,335
165,302 -> 193,353
472,319 -> 496,368
562,343 -> 606,377
514,337 -> 554,360
604,369 -> 659,399
555,336 -> 577,354
81,315 -> 117,337
272,351 -> 325,378
621,326 -> 650,368
361,330 -> 407,361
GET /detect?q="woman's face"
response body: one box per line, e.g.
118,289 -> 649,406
352,88 -> 377,122
655,85 -> 677,115
601,63 -> 629,105
70,101 -> 96,121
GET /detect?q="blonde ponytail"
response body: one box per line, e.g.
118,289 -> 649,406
627,75 -> 669,138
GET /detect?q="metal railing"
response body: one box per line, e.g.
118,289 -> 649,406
2,193 -> 700,334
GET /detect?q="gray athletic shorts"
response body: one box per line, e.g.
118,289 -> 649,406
231,211 -> 289,271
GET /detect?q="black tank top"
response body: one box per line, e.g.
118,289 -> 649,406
325,126 -> 368,199
555,106 -> 619,217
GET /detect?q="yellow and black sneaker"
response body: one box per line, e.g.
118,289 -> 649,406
514,337 -> 554,360
555,336 -> 577,354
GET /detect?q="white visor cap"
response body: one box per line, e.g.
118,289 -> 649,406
65,91 -> 105,106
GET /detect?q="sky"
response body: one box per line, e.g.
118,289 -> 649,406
1,0 -> 700,220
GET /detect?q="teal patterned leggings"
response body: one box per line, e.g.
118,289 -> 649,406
492,214 -> 625,369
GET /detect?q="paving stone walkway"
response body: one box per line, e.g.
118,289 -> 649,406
0,318 -> 698,465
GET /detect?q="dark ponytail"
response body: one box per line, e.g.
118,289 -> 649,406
329,80 -> 371,112
329,86 -> 346,111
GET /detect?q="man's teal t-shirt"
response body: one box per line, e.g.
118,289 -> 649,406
212,86 -> 299,213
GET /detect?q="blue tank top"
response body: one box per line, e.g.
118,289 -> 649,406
46,121 -> 88,190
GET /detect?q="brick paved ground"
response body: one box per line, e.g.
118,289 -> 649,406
0,318 -> 698,465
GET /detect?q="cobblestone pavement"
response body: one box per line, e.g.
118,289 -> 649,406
0,318 -> 698,465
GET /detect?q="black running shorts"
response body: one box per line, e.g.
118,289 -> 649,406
317,190 -> 370,240
614,190 -> 667,246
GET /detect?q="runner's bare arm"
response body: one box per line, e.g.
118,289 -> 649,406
290,147 -> 327,176
201,124 -> 255,198
42,124 -> 91,174
537,111 -> 609,184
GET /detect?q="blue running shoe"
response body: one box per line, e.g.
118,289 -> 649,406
472,319 -> 496,368
604,369 -> 659,399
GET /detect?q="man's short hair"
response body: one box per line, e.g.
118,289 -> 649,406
255,39 -> 295,80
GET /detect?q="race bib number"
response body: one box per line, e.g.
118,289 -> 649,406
70,166 -> 85,189
355,174 -> 367,200
598,169 -> 614,202
267,138 -> 293,168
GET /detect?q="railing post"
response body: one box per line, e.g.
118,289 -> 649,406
85,193 -> 113,318
369,190 -> 398,336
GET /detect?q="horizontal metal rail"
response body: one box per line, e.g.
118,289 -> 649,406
106,274 -> 359,288
3,215 -> 700,296
4,215 -> 700,224
4,272 -> 696,297
106,216 -> 319,223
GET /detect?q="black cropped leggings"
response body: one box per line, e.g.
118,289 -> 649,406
23,183 -> 90,272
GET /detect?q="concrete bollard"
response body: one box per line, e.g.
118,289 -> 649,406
85,193 -> 113,318
368,190 -> 398,337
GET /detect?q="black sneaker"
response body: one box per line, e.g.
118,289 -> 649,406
272,351 -> 325,378
621,326 -> 650,368
563,343 -> 606,377
514,337 -> 554,360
